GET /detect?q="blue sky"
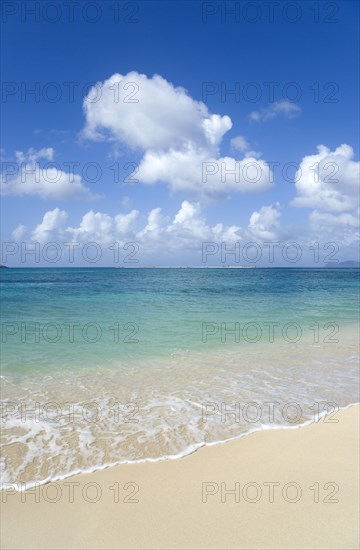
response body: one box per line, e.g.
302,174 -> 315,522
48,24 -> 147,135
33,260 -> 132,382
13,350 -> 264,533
1,0 -> 359,266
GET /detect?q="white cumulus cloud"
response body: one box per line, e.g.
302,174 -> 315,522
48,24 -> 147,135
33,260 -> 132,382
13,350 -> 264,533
81,71 -> 273,199
31,208 -> 68,242
21,202 -> 243,254
1,148 -> 97,200
82,72 -> 231,150
248,203 -> 281,240
292,144 -> 360,213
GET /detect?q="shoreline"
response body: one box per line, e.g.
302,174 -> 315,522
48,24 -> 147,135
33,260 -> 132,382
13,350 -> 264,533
2,401 -> 359,492
1,404 -> 359,549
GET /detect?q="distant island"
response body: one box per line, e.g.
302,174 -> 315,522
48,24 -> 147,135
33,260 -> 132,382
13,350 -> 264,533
324,261 -> 360,268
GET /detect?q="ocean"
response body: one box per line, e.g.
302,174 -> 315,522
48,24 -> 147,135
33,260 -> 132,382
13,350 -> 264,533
1,267 -> 359,488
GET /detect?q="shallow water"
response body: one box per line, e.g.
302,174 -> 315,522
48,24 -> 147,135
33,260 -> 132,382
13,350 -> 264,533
1,268 -> 359,488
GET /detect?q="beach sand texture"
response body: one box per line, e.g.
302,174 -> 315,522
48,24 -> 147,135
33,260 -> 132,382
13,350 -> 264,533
1,404 -> 358,550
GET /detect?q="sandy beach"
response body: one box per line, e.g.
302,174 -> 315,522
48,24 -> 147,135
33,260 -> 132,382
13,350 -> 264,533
2,0 -> 359,547
1,404 -> 358,550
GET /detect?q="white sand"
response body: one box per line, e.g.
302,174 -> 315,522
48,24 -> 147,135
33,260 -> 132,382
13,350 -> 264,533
1,405 -> 359,549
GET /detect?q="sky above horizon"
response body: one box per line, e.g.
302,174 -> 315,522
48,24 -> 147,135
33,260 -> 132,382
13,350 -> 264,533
1,0 -> 359,267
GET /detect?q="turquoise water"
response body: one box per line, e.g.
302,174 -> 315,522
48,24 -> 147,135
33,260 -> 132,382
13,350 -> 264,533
0,268 -> 359,488
1,267 -> 359,372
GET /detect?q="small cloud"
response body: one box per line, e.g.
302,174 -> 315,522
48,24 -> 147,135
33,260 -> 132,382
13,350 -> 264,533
1,147 -> 98,200
230,136 -> 262,159
249,111 -> 261,123
248,202 -> 281,240
244,149 -> 262,159
249,101 -> 301,123
12,224 -> 27,240
230,135 -> 250,152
